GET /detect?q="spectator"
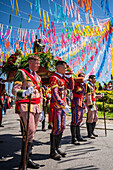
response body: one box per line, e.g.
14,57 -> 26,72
98,83 -> 103,90
107,83 -> 112,91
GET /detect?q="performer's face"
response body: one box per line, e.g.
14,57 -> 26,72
80,73 -> 85,78
29,58 -> 40,71
92,77 -> 96,84
57,64 -> 67,75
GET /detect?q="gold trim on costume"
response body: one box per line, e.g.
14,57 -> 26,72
51,85 -> 58,89
76,88 -> 82,92
56,103 -> 65,109
14,81 -> 22,85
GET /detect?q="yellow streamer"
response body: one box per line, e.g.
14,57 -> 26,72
43,10 -> 46,29
46,12 -> 49,29
10,0 -> 14,12
16,0 -> 19,15
28,3 -> 32,23
72,23 -> 76,36
63,22 -> 65,27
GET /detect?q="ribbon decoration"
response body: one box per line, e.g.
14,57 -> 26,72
35,0 -> 38,11
101,0 -> 104,9
43,10 -> 47,29
9,14 -> 11,29
38,0 -> 41,17
38,19 -> 42,35
16,0 -> 19,15
10,0 -> 14,12
47,12 -> 49,29
20,18 -> 23,28
28,3 -> 32,23
48,0 -> 53,16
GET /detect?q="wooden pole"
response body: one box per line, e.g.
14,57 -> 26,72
102,96 -> 107,136
23,94 -> 31,170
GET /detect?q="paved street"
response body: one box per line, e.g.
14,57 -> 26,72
0,108 -> 113,170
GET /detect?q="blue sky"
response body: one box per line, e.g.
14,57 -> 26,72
0,0 -> 113,31
0,0 -> 113,95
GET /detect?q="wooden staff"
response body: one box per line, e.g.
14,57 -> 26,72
23,94 -> 31,170
102,96 -> 107,136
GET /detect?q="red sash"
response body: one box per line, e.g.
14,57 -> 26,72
21,69 -> 40,92
17,97 -> 40,104
15,69 -> 41,114
92,85 -> 96,102
15,97 -> 40,114
73,93 -> 83,100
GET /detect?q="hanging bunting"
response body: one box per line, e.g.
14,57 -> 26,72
58,5 -> 61,20
69,0 -> 73,18
85,13 -> 89,24
33,0 -> 35,11
101,0 -> 104,9
48,0 -> 53,16
43,10 -> 47,29
9,14 -> 11,29
78,0 -> 81,7
47,12 -> 49,29
51,21 -> 55,35
53,2 -> 57,22
10,0 -> 14,12
28,3 -> 32,23
65,0 -> 70,16
20,18 -> 22,28
74,3 -> 77,21
16,0 -> 19,15
35,0 -> 38,11
38,19 -> 42,35
38,0 -> 41,17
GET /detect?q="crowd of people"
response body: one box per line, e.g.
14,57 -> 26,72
10,53 -> 105,169
98,82 -> 113,91
0,39 -> 110,169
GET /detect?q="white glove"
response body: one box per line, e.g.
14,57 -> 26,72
22,86 -> 34,97
91,107 -> 95,111
63,105 -> 70,113
64,74 -> 71,78
84,78 -> 87,83
39,111 -> 44,122
101,93 -> 104,97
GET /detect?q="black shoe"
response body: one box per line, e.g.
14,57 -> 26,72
27,159 -> 40,169
48,125 -> 52,129
92,133 -> 98,137
78,138 -> 87,142
42,128 -> 46,131
72,139 -> 80,145
50,150 -> 61,160
0,125 -> 4,127
88,135 -> 95,139
57,149 -> 66,157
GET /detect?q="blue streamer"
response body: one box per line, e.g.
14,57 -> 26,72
54,2 -> 57,22
96,32 -> 112,79
48,0 -> 52,16
35,0 -> 37,11
101,0 -> 104,9
38,0 -> 41,15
